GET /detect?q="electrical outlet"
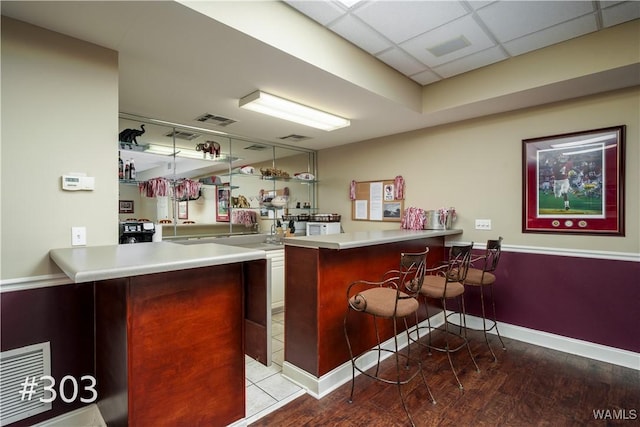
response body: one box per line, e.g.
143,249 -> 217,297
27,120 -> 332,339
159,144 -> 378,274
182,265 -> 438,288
475,219 -> 492,230
71,227 -> 87,246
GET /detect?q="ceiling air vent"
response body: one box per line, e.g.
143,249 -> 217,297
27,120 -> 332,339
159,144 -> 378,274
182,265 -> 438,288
164,130 -> 200,141
244,144 -> 269,151
279,134 -> 311,142
194,113 -> 237,127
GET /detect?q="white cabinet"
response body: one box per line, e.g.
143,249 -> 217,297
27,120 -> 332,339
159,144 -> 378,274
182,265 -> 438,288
267,249 -> 285,313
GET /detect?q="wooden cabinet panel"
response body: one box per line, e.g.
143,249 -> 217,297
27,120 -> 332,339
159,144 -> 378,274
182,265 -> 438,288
285,238 -> 444,377
96,263 -> 252,426
128,266 -> 244,426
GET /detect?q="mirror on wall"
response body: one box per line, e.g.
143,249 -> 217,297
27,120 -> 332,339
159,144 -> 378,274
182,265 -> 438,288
117,114 -> 317,239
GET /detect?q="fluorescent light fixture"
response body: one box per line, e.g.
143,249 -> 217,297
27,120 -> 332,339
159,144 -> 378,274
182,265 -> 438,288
145,144 -> 238,162
239,91 -> 350,131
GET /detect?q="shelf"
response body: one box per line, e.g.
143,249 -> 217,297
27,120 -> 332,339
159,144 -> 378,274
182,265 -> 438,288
119,179 -> 140,185
227,172 -> 317,184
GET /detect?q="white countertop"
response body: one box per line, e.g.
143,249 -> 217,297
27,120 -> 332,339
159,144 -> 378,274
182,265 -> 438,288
283,228 -> 462,250
49,241 -> 266,283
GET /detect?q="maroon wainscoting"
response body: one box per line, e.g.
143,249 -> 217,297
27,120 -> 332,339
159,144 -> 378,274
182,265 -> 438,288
463,250 -> 640,353
0,284 -> 95,426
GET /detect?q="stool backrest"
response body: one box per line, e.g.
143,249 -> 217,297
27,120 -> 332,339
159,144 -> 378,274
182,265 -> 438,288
483,236 -> 503,273
399,248 -> 429,296
447,243 -> 473,283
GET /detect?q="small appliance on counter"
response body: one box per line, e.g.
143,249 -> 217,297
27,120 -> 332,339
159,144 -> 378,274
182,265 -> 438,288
119,220 -> 155,244
306,221 -> 341,236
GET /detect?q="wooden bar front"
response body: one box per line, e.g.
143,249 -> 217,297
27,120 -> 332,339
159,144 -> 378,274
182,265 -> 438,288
95,259 -> 267,426
284,237 -> 445,377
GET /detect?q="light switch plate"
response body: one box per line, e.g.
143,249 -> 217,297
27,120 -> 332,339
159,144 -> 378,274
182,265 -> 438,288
72,226 -> 87,246
475,219 -> 492,230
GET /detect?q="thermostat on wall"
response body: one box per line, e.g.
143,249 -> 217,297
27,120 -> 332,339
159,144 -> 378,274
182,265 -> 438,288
62,173 -> 95,191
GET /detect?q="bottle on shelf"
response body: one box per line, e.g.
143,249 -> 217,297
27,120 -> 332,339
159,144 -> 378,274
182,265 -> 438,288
124,160 -> 130,180
129,159 -> 136,180
118,151 -> 124,180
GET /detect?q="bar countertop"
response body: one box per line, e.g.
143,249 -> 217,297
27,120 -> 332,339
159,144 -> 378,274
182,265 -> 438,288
283,228 -> 462,250
49,241 -> 266,283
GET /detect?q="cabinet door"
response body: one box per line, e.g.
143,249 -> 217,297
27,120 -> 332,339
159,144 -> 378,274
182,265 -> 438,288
268,249 -> 285,312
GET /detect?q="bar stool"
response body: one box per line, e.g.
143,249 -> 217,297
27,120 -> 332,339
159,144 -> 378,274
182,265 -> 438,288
463,237 -> 505,361
413,243 -> 479,390
344,249 -> 435,426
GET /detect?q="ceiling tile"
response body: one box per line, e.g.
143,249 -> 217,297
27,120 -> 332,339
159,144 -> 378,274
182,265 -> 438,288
477,1 -> 595,42
353,0 -> 468,43
376,48 -> 428,76
409,69 -> 442,85
400,15 -> 496,67
503,14 -> 597,56
601,1 -> 640,27
284,1 -> 345,26
467,1 -> 497,11
432,46 -> 507,78
330,14 -> 392,54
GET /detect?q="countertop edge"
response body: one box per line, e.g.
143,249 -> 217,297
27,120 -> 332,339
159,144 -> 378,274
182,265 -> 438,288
283,229 -> 463,250
49,242 -> 266,284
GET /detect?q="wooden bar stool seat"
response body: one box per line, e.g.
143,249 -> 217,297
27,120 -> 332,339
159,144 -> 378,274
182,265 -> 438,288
411,243 -> 480,390
463,237 -> 505,361
344,249 -> 435,426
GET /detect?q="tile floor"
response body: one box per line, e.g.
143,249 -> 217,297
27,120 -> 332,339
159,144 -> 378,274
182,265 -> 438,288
244,312 -> 306,424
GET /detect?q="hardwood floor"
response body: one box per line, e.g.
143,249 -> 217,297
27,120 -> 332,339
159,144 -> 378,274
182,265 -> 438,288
249,330 -> 640,426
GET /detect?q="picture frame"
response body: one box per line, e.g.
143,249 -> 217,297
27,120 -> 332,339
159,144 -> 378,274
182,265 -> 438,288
383,202 -> 401,218
178,200 -> 188,220
119,200 -> 134,214
522,125 -> 625,235
216,185 -> 230,222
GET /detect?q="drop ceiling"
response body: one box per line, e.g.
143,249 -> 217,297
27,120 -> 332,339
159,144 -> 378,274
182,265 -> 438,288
285,0 -> 638,85
1,1 -> 639,153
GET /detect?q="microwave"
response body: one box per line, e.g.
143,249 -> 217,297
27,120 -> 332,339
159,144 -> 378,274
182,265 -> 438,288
306,222 -> 341,236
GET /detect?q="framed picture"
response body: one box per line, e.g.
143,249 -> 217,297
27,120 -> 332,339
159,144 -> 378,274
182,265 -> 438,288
119,200 -> 134,214
383,202 -> 401,218
178,200 -> 188,220
522,125 -> 625,235
216,185 -> 230,222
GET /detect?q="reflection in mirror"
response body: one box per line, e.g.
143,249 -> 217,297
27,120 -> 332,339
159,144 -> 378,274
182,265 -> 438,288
118,113 -> 316,240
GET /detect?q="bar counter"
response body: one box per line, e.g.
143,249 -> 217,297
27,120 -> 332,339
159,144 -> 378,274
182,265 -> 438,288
282,229 -> 462,396
284,228 -> 462,250
49,241 -> 265,283
49,241 -> 268,427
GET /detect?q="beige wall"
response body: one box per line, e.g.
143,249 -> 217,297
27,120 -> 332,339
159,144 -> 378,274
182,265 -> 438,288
1,18 -> 119,280
318,87 -> 639,254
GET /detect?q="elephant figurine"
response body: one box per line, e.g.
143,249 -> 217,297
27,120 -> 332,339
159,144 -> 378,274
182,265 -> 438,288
119,124 -> 145,147
195,141 -> 221,159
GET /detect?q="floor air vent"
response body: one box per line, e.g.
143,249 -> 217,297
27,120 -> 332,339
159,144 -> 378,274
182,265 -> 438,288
194,113 -> 237,127
1,342 -> 52,426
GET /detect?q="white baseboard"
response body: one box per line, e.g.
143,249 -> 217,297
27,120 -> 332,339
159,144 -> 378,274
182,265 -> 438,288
282,312 -> 639,400
31,404 -> 106,427
282,313 -> 446,399
461,313 -> 640,371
